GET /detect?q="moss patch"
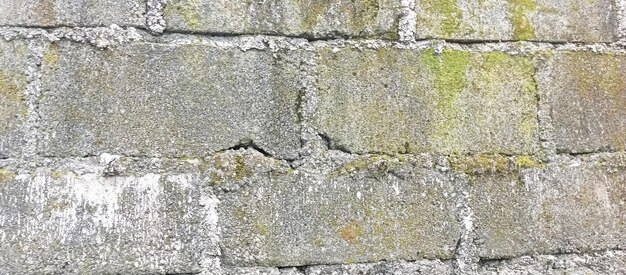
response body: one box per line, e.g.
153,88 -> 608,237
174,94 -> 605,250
450,154 -> 544,175
421,49 -> 470,153
43,43 -> 60,65
0,168 -> 16,183
509,0 -> 537,40
165,0 -> 202,30
417,0 -> 462,37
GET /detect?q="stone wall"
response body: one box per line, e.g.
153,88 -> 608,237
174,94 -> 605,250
1,0 -> 625,274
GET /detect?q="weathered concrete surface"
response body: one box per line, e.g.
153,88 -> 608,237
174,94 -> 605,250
0,161 -> 219,274
38,41 -> 302,159
218,151 -> 460,266
478,250 -> 626,275
469,154 -> 626,259
415,0 -> 617,42
0,0 -> 145,27
164,0 -> 402,39
0,39 -> 29,159
305,260 -> 454,275
316,47 -> 539,155
539,52 -> 626,154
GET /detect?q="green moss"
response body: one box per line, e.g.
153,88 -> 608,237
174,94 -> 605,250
450,155 -> 511,174
43,43 -> 60,65
418,0 -> 462,36
0,168 -> 16,183
165,0 -> 202,30
515,155 -> 544,169
421,49 -> 470,153
509,0 -> 537,40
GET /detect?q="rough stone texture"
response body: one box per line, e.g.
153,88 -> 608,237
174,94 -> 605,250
0,161 -> 219,274
478,250 -> 626,275
0,0 -> 145,27
38,41 -> 302,159
539,52 -> 626,154
0,39 -> 29,159
469,154 -> 626,259
305,260 -> 454,275
164,0 -> 402,39
415,0 -> 618,42
316,47 -> 539,155
218,151 -> 460,266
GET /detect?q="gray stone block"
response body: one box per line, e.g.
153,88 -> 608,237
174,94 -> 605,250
164,0 -> 402,39
217,151 -> 460,266
316,47 -> 539,155
304,260 -> 454,275
538,52 -> 626,154
470,155 -> 626,259
0,167 -> 219,274
0,39 -> 29,158
415,0 -> 617,42
478,251 -> 626,275
0,0 -> 145,27
38,41 -> 302,159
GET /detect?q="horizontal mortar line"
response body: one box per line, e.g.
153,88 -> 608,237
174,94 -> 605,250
2,25 -> 626,50
3,149 -> 625,168
0,23 -> 147,30
222,248 -> 626,270
478,247 -> 626,264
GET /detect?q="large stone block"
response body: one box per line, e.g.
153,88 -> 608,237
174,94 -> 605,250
0,0 -> 145,27
538,52 -> 626,154
316,47 -> 539,155
0,40 -> 29,158
469,154 -> 626,259
217,151 -> 460,266
0,166 -> 219,274
39,41 -> 302,159
164,0 -> 402,39
415,0 -> 617,42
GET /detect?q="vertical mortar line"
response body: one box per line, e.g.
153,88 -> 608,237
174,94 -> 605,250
23,39 -> 47,161
533,54 -> 557,162
617,0 -> 626,43
298,41 -> 327,161
146,0 -> 167,34
399,0 -> 417,42
450,171 -> 479,275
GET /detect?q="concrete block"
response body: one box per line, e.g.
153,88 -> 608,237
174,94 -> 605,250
38,41 -> 302,159
316,47 -> 539,155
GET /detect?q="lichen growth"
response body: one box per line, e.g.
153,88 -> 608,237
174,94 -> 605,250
51,170 -> 64,179
421,49 -> 470,153
165,0 -> 202,30
0,70 -> 27,132
43,43 -> 60,65
515,155 -> 544,169
338,220 -> 365,244
417,0 -> 462,37
0,168 -> 16,183
509,0 -> 537,40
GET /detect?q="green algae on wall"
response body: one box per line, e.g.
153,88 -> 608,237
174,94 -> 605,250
417,0 -> 462,37
509,0 -> 537,40
421,49 -> 470,152
165,0 -> 202,30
